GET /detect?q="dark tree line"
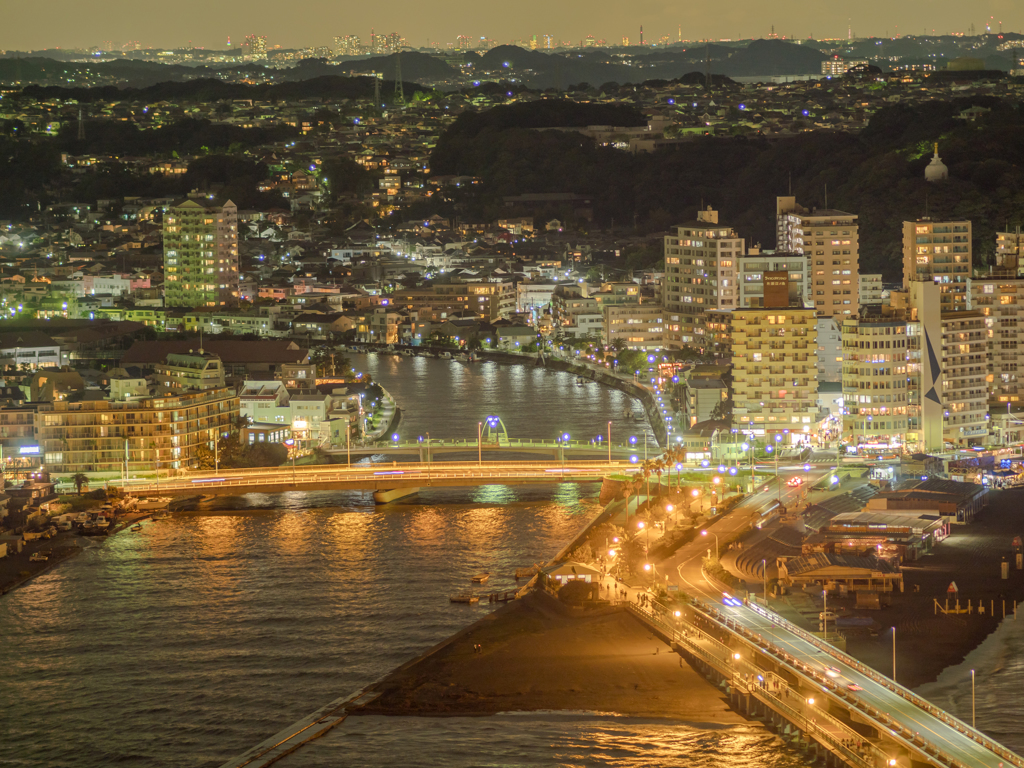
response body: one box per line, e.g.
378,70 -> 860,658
430,96 -> 1024,279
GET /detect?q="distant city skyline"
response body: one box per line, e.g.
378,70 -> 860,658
3,0 -> 1024,53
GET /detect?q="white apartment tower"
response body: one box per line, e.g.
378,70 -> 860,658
663,207 -> 744,349
902,218 -> 972,312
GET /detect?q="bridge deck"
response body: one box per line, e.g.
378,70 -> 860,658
124,460 -> 630,498
629,596 -> 1021,768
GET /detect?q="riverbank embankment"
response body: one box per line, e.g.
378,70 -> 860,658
347,590 -> 744,723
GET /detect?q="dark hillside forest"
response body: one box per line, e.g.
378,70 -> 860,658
432,96 -> 1024,279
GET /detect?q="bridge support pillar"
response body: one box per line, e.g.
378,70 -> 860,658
418,446 -> 433,463
373,487 -> 419,504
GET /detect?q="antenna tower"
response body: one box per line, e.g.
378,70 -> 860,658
394,52 -> 405,103
704,40 -> 711,92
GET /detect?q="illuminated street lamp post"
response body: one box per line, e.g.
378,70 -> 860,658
284,438 -> 296,482
477,421 -> 482,465
607,420 -> 612,463
892,627 -> 897,683
971,668 -> 976,728
701,529 -> 719,560
774,433 -> 783,501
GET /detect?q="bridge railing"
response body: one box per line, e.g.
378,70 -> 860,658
175,459 -> 631,480
116,465 -> 628,494
326,438 -> 648,451
748,685 -> 876,768
628,601 -> 900,767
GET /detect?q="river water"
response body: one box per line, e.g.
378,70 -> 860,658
348,352 -> 657,449
0,355 -> 804,768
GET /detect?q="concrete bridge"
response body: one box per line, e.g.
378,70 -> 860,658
125,460 -> 630,502
627,589 -> 1022,768
326,437 -> 647,463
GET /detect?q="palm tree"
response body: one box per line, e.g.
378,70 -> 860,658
72,472 -> 89,495
653,459 -> 665,496
640,459 -> 657,502
620,478 -> 635,522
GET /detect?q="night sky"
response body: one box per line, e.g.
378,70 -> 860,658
3,0 -> 1023,51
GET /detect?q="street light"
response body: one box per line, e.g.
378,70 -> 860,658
774,433 -> 783,501
701,529 -> 719,560
477,421 -> 482,465
971,668 -> 975,728
283,438 -> 296,482
892,626 -> 897,683
607,420 -> 612,462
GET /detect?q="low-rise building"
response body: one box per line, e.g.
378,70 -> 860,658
603,304 -> 663,350
37,388 -> 239,473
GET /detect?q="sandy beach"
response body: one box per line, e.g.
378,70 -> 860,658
351,592 -> 747,724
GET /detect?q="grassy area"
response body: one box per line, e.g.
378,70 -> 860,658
55,495 -> 106,512
704,557 -> 740,589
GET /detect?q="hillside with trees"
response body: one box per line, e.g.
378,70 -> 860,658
431,96 -> 1024,278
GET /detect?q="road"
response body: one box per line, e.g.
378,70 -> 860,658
658,485 -> 1021,768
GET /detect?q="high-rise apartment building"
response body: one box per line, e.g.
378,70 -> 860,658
662,208 -> 744,349
730,306 -> 818,443
333,35 -> 362,56
776,196 -> 859,316
841,310 -> 910,452
970,275 -> 1024,402
163,198 -> 239,308
902,218 -> 972,312
242,34 -> 268,61
941,310 -> 988,446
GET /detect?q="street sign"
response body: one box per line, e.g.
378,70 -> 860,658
947,581 -> 959,594
667,584 -> 679,592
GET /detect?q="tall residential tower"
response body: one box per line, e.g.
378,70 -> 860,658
163,198 -> 239,308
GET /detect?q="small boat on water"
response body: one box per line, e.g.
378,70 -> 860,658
440,351 -> 452,360
130,523 -> 143,532
471,572 -> 490,584
450,594 -> 480,604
